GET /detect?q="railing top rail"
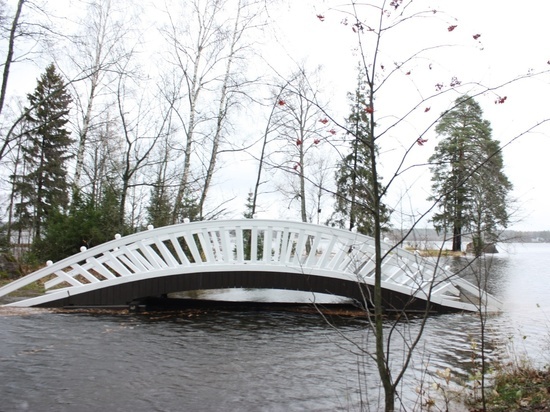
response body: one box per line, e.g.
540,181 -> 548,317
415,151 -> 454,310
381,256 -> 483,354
30,218 -> 403,269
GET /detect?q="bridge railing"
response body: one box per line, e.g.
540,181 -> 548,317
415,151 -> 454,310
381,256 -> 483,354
0,219 -> 502,311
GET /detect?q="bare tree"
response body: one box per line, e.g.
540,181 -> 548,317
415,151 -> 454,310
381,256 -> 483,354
197,0 -> 264,218
63,0 -> 140,196
161,0 -> 226,223
307,153 -> 333,224
112,63 -> 172,232
160,0 -> 266,222
4,115 -> 27,244
0,0 -> 54,162
312,1 -> 549,410
271,66 -> 331,222
82,112 -> 120,207
248,82 -> 290,217
0,0 -> 24,119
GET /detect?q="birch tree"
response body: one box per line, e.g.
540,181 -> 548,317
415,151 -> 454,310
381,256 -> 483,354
161,0 -> 226,223
197,0 -> 263,218
161,0 -> 264,222
0,0 -> 53,162
65,0 -> 139,196
0,0 -> 25,120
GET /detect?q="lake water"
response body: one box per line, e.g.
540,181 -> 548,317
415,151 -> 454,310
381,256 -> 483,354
1,243 -> 549,411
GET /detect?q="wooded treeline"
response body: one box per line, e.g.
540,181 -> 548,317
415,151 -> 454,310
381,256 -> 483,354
0,0 -> 349,261
0,0 -> 516,264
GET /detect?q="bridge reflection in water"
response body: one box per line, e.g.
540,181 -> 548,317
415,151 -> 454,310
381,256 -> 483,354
0,219 -> 501,313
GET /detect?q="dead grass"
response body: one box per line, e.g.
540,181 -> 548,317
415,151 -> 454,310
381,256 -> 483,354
405,248 -> 466,257
469,366 -> 550,411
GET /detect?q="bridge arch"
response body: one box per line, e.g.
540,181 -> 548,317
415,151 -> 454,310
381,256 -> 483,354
0,219 -> 501,312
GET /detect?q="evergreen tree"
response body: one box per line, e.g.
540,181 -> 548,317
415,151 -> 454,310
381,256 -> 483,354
15,63 -> 73,241
147,182 -> 173,228
33,187 -> 125,262
428,95 -> 512,254
98,182 -> 126,234
173,187 -> 200,223
242,191 -> 263,260
243,191 -> 255,219
328,78 -> 390,236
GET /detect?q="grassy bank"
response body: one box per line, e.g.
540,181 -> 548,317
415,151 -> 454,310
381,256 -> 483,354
0,276 -> 45,304
404,247 -> 466,257
468,366 -> 550,411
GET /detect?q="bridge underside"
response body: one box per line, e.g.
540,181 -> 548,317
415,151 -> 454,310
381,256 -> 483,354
33,271 -> 455,313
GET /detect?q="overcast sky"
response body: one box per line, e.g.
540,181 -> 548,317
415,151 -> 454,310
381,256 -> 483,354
259,0 -> 550,232
9,0 -> 550,232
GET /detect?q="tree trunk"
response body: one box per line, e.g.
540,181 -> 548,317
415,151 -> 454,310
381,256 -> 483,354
72,64 -> 101,195
6,137 -> 24,246
172,39 -> 202,223
0,0 -> 25,162
299,151 -> 307,223
198,0 -> 243,218
452,225 -> 462,252
365,87 -> 396,412
0,0 -> 24,118
252,85 -> 288,216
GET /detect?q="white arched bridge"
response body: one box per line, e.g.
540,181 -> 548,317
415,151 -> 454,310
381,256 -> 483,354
0,219 -> 501,313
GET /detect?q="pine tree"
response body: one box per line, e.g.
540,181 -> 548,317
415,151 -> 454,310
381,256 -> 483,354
242,191 -> 263,259
34,186 -> 125,261
15,63 -> 74,241
147,182 -> 173,228
428,95 -> 512,254
243,191 -> 255,219
172,186 -> 200,223
328,78 -> 390,236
